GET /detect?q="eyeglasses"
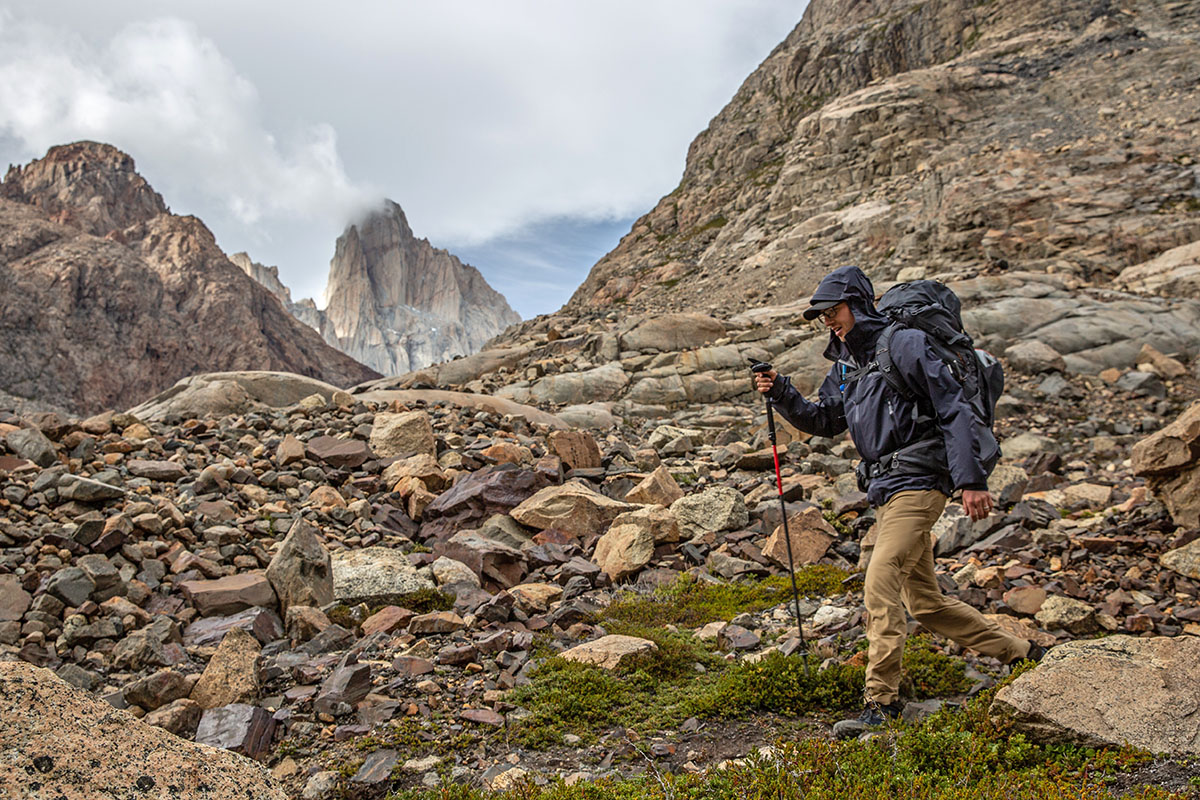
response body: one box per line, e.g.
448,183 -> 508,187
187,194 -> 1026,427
818,304 -> 843,322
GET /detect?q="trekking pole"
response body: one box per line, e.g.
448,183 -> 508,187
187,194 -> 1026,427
750,360 -> 810,675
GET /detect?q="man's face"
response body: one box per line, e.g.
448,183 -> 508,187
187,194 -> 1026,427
820,302 -> 855,340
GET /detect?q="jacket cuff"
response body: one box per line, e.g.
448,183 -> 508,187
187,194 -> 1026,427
767,374 -> 789,402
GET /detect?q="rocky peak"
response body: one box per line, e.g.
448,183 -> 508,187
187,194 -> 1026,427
230,252 -> 294,307
0,141 -> 167,238
566,0 -> 1200,314
321,200 -> 521,376
0,143 -> 378,414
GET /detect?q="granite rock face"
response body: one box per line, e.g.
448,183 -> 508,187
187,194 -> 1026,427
315,201 -> 520,376
991,636 -> 1200,756
0,660 -> 287,799
0,142 -> 378,414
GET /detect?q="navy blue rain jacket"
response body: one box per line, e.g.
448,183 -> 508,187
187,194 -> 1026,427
767,266 -> 988,506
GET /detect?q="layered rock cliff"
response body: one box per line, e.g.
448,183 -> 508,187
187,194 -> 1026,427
566,0 -> 1200,313
0,142 -> 379,415
320,201 -> 521,376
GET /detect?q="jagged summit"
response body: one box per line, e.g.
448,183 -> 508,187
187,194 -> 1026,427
0,142 -> 378,414
319,199 -> 521,376
1,141 -> 167,237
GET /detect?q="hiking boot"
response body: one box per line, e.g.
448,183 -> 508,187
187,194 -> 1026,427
1016,639 -> 1048,665
832,700 -> 903,740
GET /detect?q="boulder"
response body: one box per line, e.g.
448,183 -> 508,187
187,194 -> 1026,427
128,371 -> 343,422
5,427 -> 57,467
624,465 -> 684,507
331,547 -> 435,605
1160,538 -> 1200,580
1034,595 -> 1097,634
369,410 -> 436,459
619,313 -> 726,352
1132,401 -> 1200,527
1115,239 -> 1200,298
304,436 -> 372,469
383,453 -> 449,492
438,531 -> 526,591
190,627 -> 262,710
991,636 -> 1200,756
510,482 -> 635,539
179,573 -> 277,617
195,703 -> 277,761
592,517 -> 655,581
122,668 -> 191,712
670,486 -> 749,540
126,459 -> 187,482
560,634 -> 657,671
265,519 -> 333,615
421,465 -> 552,541
547,430 -> 602,471
762,506 -> 837,567
529,364 -> 629,405
0,661 -> 286,798
507,583 -> 563,615
1001,433 -> 1062,460
1004,340 -> 1066,374
0,574 -> 31,622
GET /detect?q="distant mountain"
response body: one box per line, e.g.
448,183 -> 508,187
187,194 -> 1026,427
313,200 -> 521,376
0,141 -> 379,415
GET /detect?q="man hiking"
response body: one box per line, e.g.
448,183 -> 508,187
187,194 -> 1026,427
753,264 -> 1044,739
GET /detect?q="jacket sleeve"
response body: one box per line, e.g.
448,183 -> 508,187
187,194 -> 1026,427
765,370 -> 849,438
891,331 -> 988,491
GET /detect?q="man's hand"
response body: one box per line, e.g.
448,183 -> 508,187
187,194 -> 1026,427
961,489 -> 994,521
754,369 -> 777,394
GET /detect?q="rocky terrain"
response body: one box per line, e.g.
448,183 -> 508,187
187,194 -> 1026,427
0,143 -> 379,417
565,0 -> 1200,315
0,344 -> 1198,796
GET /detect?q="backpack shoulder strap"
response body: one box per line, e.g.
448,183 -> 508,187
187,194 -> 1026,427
872,324 -> 916,402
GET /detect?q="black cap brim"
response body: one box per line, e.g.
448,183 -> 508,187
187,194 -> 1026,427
802,300 -> 840,321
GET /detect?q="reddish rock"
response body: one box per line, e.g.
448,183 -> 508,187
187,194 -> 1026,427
195,703 -> 277,761
179,572 -> 277,617
547,431 -> 602,471
305,436 -> 372,469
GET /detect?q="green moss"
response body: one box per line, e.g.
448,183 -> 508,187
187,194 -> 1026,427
659,278 -> 681,288
394,588 -> 455,614
900,635 -> 973,699
600,570 -> 848,630
822,509 -> 853,537
398,671 -> 1174,799
324,603 -> 359,631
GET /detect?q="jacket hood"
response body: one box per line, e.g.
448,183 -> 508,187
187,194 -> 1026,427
813,265 -> 888,362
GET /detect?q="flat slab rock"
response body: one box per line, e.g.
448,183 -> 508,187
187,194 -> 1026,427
0,661 -> 286,799
560,634 -> 657,671
331,546 -> 435,605
990,635 -> 1200,756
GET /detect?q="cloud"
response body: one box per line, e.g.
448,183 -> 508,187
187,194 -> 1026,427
0,13 -> 375,227
0,2 -> 805,314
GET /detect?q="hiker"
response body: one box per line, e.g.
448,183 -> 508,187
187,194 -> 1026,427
753,264 -> 1044,739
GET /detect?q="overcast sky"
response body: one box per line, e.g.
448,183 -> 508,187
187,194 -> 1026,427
0,2 -> 805,318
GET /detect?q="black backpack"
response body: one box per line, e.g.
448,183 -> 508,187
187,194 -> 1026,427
862,280 -> 1004,477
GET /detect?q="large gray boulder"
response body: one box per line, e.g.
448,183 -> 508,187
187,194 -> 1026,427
265,519 -> 333,616
991,636 -> 1200,756
331,547 -> 435,606
0,661 -> 287,798
670,486 -> 749,540
619,313 -> 726,352
128,371 -> 344,421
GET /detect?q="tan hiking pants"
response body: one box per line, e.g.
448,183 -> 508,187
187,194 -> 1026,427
863,489 -> 1029,705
